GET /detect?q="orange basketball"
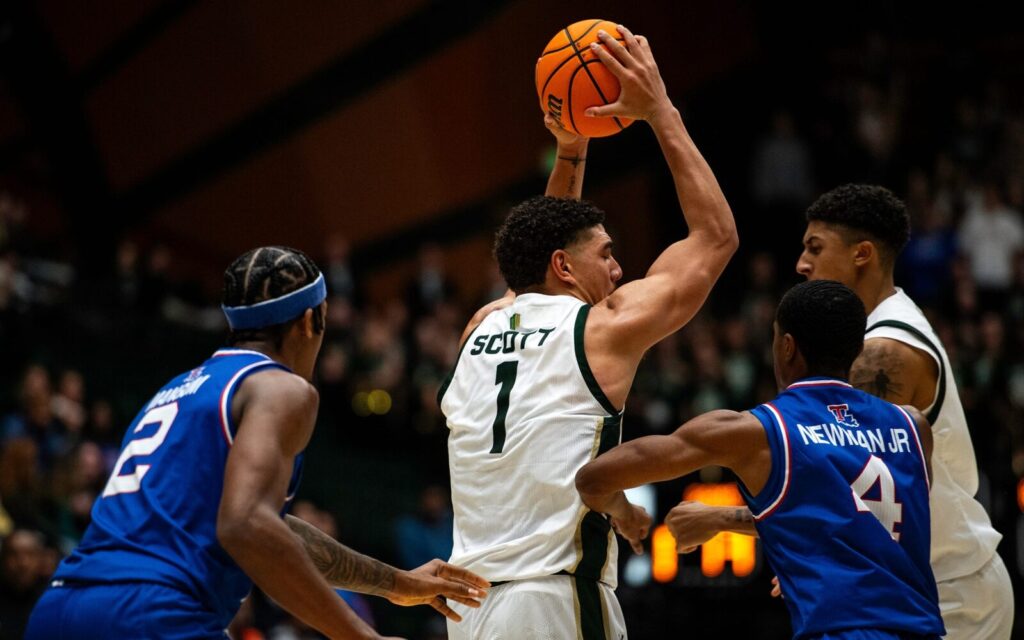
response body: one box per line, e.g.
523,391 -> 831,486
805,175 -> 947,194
535,19 -> 635,138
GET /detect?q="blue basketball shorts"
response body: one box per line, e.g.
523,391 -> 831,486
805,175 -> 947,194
25,580 -> 229,640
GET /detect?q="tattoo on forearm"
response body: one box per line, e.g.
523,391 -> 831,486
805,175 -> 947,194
557,154 -> 586,168
729,508 -> 753,524
850,345 -> 905,401
287,516 -> 395,596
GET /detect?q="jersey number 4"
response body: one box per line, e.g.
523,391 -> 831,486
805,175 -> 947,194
102,403 -> 179,497
850,455 -> 903,541
490,361 -> 518,454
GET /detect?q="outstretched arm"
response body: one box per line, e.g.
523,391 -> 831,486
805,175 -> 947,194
544,115 -> 589,199
587,27 -> 738,355
218,371 -> 378,639
286,516 -> 488,621
664,501 -> 757,554
576,410 -> 769,523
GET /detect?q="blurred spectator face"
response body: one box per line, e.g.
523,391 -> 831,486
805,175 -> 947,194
72,442 -> 106,490
419,485 -> 449,523
318,344 -> 349,385
796,221 -> 861,286
0,530 -> 44,592
116,240 -> 138,274
0,438 -> 40,494
58,370 -> 85,403
20,365 -> 51,406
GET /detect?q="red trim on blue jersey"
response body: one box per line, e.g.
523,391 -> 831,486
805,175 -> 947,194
787,379 -> 853,390
895,405 -> 931,491
753,402 -> 792,521
218,361 -> 278,446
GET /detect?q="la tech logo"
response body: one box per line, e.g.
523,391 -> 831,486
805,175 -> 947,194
826,403 -> 859,428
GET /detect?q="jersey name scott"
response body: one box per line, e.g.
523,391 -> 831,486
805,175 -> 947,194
468,328 -> 556,356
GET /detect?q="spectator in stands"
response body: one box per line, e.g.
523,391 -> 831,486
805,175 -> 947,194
958,180 -> 1024,311
0,529 -> 47,640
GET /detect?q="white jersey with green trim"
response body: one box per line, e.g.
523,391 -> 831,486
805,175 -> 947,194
865,288 -> 1002,582
440,293 -> 622,587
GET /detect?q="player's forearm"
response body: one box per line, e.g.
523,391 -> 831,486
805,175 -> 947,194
648,107 -> 737,250
718,506 -> 757,536
545,140 -> 589,199
286,514 -> 401,597
219,511 -> 377,639
577,434 -> 688,508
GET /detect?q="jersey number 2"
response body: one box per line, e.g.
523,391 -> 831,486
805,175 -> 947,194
850,455 -> 903,541
102,403 -> 179,497
490,361 -> 518,454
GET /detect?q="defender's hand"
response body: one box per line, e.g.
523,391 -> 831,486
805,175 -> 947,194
585,26 -> 670,122
665,501 -> 727,553
611,503 -> 652,555
386,559 -> 489,622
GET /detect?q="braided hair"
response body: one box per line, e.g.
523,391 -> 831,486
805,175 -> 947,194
222,246 -> 325,347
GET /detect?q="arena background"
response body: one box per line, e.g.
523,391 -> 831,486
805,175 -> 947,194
1,2 -> 1022,638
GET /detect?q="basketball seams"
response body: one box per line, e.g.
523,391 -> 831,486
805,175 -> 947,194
537,36 -> 626,109
565,29 -> 625,133
541,19 -> 603,56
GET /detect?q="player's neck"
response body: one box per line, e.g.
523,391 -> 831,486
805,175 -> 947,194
856,269 -> 897,316
230,341 -> 287,366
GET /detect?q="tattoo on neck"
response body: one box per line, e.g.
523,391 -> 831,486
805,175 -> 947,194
287,516 -> 395,596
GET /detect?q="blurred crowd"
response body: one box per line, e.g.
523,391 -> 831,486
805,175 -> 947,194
2,30 -> 1023,640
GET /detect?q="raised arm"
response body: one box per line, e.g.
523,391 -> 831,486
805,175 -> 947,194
586,27 -> 738,357
543,115 -> 589,199
575,410 -> 769,540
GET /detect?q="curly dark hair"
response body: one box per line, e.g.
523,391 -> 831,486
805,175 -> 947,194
222,246 -> 324,347
806,184 -> 910,265
777,280 -> 866,377
493,196 -> 606,292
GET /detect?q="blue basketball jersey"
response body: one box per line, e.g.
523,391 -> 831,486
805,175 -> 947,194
53,349 -> 302,628
738,377 -> 944,639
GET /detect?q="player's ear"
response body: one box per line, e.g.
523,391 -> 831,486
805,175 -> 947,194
551,249 -> 574,285
782,333 -> 797,364
853,240 -> 874,268
299,308 -> 315,338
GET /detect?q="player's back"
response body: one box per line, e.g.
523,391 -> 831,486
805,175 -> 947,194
741,378 -> 944,638
440,293 -> 621,585
54,349 -> 296,627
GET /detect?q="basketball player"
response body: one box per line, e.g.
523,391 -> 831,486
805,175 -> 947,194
578,280 -> 946,639
25,247 -> 487,640
441,27 -> 738,639
667,185 -> 1014,638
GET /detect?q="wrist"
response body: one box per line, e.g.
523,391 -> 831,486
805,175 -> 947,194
556,139 -> 589,155
646,103 -> 680,128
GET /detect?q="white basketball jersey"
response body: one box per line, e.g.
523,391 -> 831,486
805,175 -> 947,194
865,288 -> 1002,582
440,293 -> 622,586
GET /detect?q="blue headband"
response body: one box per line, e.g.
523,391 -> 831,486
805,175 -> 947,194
222,273 -> 327,330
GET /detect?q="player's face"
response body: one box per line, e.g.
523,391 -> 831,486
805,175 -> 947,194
568,225 -> 623,303
796,221 -> 858,287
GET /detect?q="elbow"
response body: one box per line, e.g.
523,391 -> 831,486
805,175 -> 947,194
575,464 -> 605,504
217,510 -> 259,557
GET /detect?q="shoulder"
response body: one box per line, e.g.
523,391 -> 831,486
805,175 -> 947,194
235,368 -> 319,422
850,337 -> 936,403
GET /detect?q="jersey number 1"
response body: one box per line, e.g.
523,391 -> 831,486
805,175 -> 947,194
490,361 -> 518,454
102,403 -> 179,497
850,455 -> 903,541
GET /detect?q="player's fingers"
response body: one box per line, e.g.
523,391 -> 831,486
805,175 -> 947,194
585,103 -> 622,119
679,545 -> 697,554
616,24 -> 641,53
435,562 -> 491,590
630,537 -> 644,555
589,38 -> 627,76
437,578 -> 487,602
430,597 -> 463,622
